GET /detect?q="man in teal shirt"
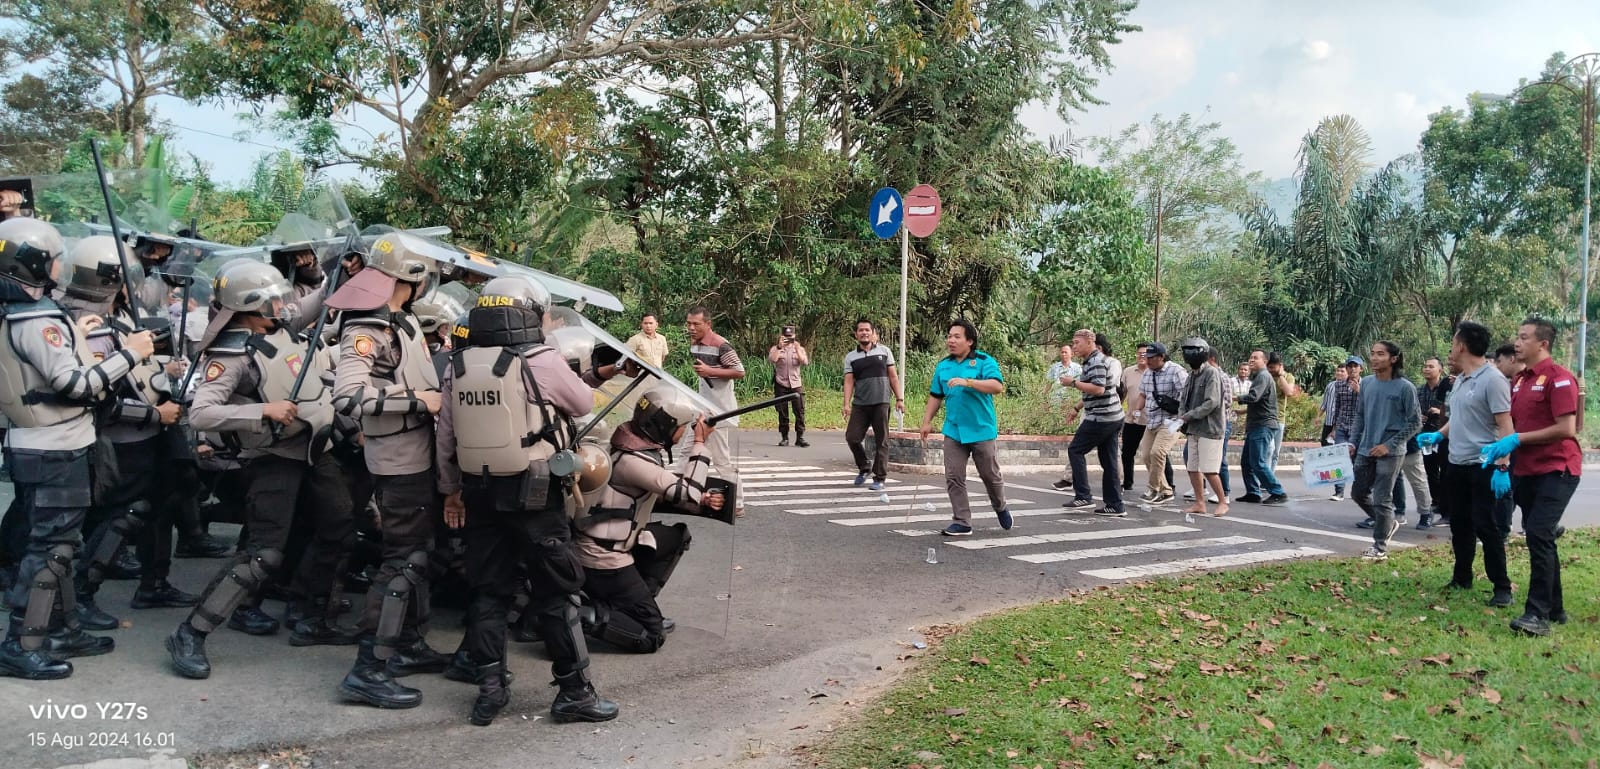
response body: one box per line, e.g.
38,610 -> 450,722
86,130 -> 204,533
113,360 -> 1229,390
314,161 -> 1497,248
920,319 -> 1012,536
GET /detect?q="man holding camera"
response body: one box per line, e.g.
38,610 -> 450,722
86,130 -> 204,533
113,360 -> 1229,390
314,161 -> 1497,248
767,326 -> 809,447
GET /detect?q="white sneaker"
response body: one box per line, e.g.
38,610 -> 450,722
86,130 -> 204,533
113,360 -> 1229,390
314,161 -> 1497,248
1205,490 -> 1219,503
1360,547 -> 1388,561
1183,490 -> 1196,500
1329,493 -> 1345,502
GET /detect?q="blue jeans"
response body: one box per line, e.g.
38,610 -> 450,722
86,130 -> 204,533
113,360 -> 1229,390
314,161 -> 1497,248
1219,421 -> 1234,495
1241,426 -> 1286,497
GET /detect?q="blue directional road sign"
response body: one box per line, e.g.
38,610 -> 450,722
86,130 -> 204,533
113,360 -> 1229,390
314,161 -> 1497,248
870,187 -> 903,240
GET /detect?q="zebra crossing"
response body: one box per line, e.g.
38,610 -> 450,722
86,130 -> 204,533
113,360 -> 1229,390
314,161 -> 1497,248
736,456 -> 1352,583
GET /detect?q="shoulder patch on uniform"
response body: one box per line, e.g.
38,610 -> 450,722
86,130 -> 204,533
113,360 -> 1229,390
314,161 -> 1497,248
353,335 -> 375,357
1554,379 -> 1572,388
93,352 -> 105,361
42,326 -> 64,347
1536,375 -> 1547,386
204,361 -> 225,382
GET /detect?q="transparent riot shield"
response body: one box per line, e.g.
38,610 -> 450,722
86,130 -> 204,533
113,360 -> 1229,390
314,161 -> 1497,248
549,318 -> 736,640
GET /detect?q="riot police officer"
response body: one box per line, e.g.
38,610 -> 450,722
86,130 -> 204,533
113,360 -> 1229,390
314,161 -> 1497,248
574,386 -> 732,654
329,233 -> 448,709
164,258 -> 354,679
436,275 -> 618,726
56,237 -> 196,632
0,218 -> 157,679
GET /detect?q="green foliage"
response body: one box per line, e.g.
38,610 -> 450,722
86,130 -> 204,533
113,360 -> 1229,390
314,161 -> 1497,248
822,530 -> 1600,768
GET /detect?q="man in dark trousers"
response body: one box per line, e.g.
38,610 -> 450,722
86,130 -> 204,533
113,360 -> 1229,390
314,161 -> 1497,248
1416,322 -> 1513,607
843,319 -> 903,490
1480,317 -> 1583,637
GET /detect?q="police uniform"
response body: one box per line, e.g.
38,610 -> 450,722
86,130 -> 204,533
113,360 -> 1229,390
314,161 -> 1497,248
165,259 -> 354,680
435,277 -> 618,726
0,218 -> 151,679
573,426 -> 718,654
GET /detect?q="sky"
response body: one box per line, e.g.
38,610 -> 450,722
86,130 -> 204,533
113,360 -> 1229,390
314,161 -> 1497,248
1030,0 -> 1600,178
156,0 -> 1600,185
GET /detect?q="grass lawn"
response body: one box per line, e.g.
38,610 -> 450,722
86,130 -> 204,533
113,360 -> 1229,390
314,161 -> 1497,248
820,530 -> 1600,769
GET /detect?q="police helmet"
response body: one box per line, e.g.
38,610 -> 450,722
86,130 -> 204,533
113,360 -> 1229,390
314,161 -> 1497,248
477,275 -> 550,318
0,217 -> 67,289
632,386 -> 702,446
366,232 -> 436,286
548,326 -> 594,374
62,236 -> 132,302
574,440 -> 612,495
212,259 -> 295,320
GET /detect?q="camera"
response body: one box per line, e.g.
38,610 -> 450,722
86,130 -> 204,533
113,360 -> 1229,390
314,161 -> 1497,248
782,325 -> 796,341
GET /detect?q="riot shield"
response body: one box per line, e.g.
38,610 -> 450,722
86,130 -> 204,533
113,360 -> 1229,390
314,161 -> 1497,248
498,261 -> 623,312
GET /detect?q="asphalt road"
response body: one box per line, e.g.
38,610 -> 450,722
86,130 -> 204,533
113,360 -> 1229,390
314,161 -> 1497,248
4,429 -> 1596,769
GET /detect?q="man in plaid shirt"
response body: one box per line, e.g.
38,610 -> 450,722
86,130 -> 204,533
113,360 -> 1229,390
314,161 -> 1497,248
1327,356 -> 1364,501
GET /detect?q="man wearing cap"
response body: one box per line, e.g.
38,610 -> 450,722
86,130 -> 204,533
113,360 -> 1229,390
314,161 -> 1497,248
1326,356 -> 1364,501
1132,343 -> 1187,506
328,233 -> 451,708
1480,317 -> 1584,637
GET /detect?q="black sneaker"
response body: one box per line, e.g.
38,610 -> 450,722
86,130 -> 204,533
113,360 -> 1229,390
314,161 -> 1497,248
777,438 -> 789,447
1488,589 -> 1514,608
174,535 -> 231,559
1235,494 -> 1263,504
996,509 -> 1013,530
1509,614 -> 1551,637
227,606 -> 280,636
1051,479 -> 1073,491
795,438 -> 810,448
1263,494 -> 1289,506
1441,580 -> 1471,591
1062,498 -> 1096,510
939,523 -> 973,537
1552,611 -> 1570,625
1356,518 -> 1376,529
131,581 -> 200,609
1095,507 -> 1128,518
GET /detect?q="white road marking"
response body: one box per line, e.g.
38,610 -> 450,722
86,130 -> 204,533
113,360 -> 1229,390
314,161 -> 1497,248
1079,547 -> 1335,580
794,499 -> 1037,515
831,509 -> 1062,527
745,486 -> 949,503
945,525 -> 1200,550
890,529 -> 938,537
1011,536 -> 1264,564
759,492 -> 989,509
737,469 -> 839,479
743,478 -> 902,489
1223,516 -> 1416,548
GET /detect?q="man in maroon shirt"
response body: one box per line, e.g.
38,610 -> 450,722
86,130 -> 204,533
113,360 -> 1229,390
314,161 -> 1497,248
1481,317 -> 1583,637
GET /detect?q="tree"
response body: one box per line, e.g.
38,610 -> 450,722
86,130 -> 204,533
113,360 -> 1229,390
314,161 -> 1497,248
1087,112 -> 1260,338
1418,54 -> 1589,346
0,0 -> 203,165
0,65 -> 117,173
1244,115 -> 1426,355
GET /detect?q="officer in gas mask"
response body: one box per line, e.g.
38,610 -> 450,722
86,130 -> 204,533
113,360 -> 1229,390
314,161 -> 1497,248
572,385 -> 731,655
0,218 -> 157,679
164,258 -> 355,680
436,275 -> 618,727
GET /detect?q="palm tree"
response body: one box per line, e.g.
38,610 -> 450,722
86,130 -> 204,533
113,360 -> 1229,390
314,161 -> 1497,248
1245,115 -> 1425,354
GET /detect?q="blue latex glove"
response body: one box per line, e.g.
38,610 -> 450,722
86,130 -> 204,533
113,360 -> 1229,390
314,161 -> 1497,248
1479,433 -> 1521,466
1491,468 -> 1512,499
1416,431 -> 1443,448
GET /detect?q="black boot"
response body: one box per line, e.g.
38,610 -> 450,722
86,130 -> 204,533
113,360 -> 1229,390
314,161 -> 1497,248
43,614 -> 115,658
174,534 -> 231,559
339,639 -> 422,709
1,615 -> 73,680
227,605 -> 279,636
470,662 -> 511,726
285,596 -> 352,628
105,546 -> 142,581
165,622 -> 211,679
131,580 -> 200,609
444,649 -> 475,683
795,432 -> 810,448
75,593 -> 120,631
1,638 -> 72,679
288,617 -> 360,647
551,669 -> 620,723
386,636 -> 450,676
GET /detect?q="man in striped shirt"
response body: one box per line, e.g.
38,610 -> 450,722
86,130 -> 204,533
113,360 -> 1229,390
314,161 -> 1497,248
1133,343 -> 1189,505
1061,329 -> 1126,515
687,307 -> 746,518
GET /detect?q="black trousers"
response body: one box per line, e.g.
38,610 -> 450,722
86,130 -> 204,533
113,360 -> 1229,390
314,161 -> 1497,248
775,384 -> 806,438
461,474 -> 588,677
585,564 -> 665,649
1442,462 -> 1510,591
846,402 -> 891,481
1512,471 -> 1579,620
241,453 -> 354,602
1070,419 -> 1123,511
1424,440 -> 1449,519
358,470 -> 438,634
3,447 -> 92,618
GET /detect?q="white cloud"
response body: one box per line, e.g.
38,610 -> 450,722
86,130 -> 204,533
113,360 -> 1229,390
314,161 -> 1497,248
1302,39 -> 1333,61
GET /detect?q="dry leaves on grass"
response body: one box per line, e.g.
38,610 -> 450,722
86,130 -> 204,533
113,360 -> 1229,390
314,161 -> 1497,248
1416,750 -> 1468,768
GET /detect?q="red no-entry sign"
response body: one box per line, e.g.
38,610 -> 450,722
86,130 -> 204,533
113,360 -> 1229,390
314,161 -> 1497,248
904,184 -> 941,238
